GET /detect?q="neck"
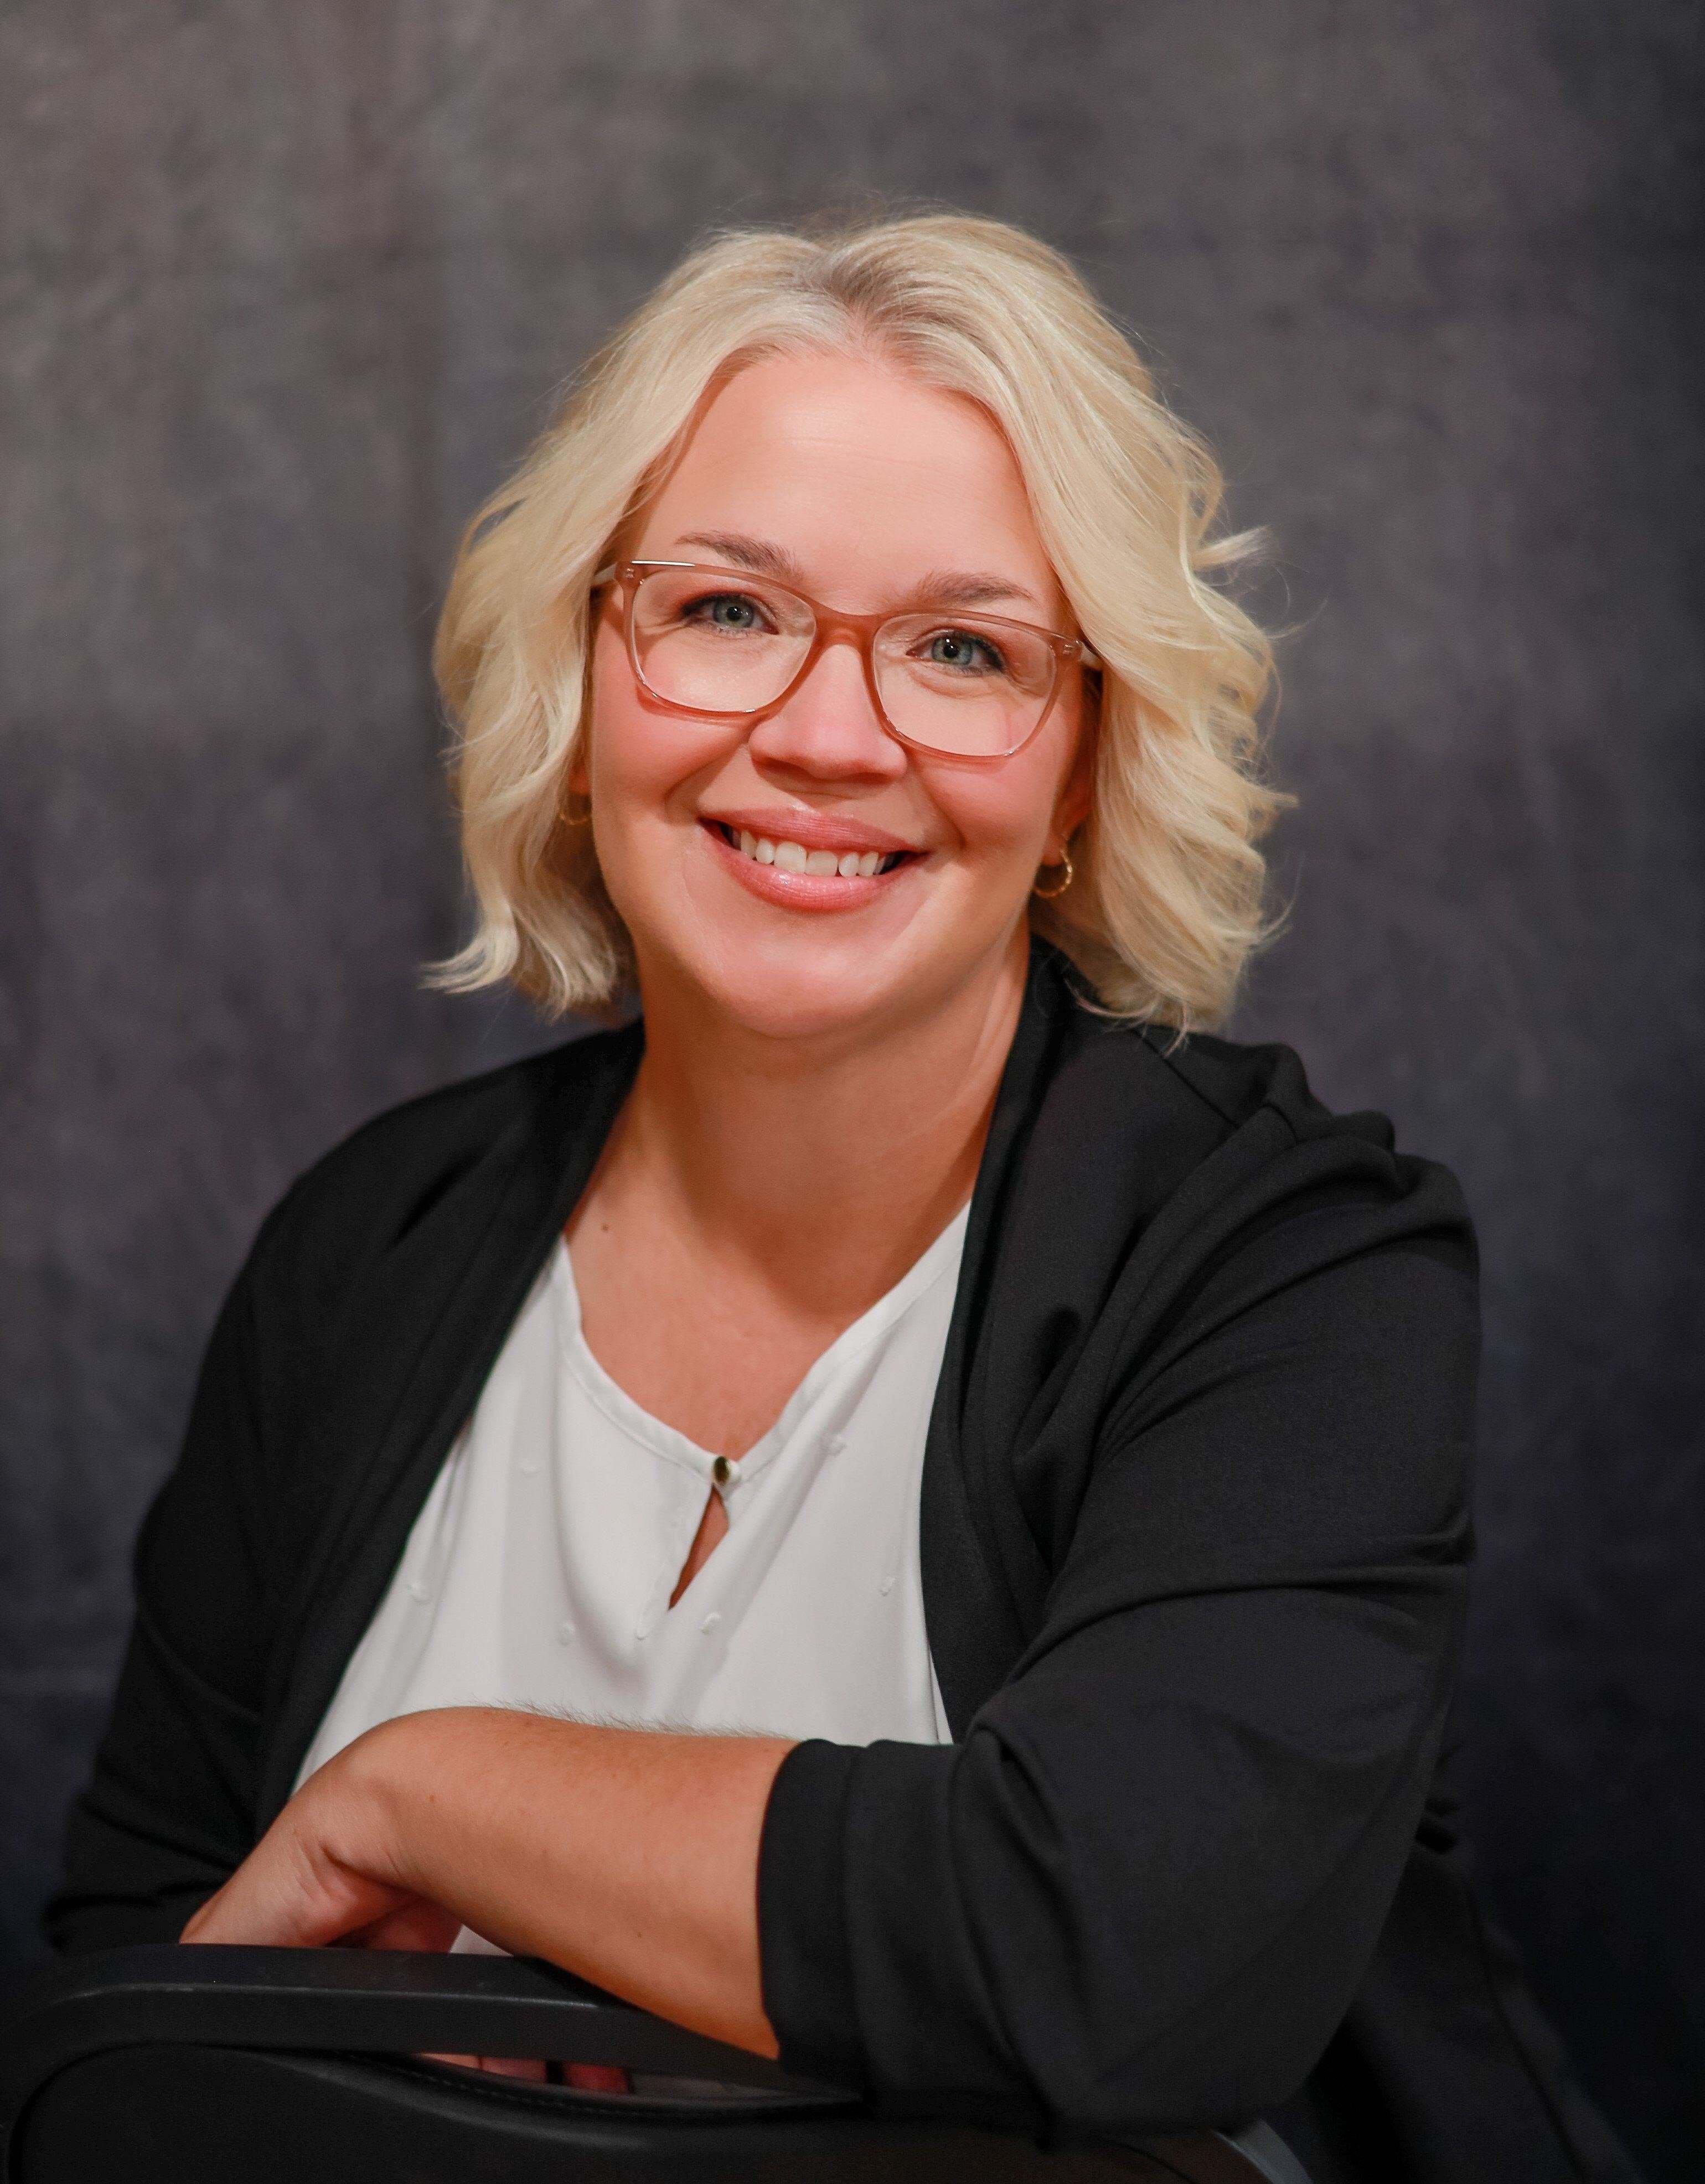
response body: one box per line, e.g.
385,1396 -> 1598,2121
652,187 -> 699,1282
601,927 -> 1032,1319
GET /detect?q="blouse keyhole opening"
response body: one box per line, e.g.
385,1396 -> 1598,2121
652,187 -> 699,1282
669,1455 -> 736,1610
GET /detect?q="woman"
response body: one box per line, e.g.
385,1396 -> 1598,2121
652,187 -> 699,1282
50,213 -> 1634,2183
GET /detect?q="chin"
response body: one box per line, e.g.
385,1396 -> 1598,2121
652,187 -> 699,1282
693,936 -> 916,1047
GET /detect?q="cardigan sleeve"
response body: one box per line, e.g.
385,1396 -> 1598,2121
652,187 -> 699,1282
45,1205 -> 292,1952
756,1158 -> 1479,2140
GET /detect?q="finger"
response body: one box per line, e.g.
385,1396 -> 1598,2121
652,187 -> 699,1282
475,2055 -> 550,2082
416,2052 -> 549,2082
564,2063 -> 634,2094
355,1898 -> 463,1953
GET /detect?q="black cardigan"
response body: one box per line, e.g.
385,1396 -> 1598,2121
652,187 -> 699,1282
49,942 -> 1636,2183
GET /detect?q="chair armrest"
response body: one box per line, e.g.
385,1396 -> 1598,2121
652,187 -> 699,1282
1,1948 -> 1314,2182
0,1943 -> 843,2129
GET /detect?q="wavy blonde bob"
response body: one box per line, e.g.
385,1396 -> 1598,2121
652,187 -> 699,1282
431,209 -> 1292,1032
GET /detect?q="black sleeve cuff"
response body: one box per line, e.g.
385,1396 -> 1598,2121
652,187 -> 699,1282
755,1737 -> 866,2089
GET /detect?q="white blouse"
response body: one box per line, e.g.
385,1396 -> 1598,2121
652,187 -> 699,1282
294,1204 -> 968,1805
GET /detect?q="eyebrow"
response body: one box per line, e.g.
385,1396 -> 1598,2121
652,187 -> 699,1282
669,531 -> 1043,613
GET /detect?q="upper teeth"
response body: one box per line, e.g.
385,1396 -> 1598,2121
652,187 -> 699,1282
736,829 -> 887,878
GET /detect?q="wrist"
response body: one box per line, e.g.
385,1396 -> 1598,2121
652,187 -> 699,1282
319,1712 -> 430,1895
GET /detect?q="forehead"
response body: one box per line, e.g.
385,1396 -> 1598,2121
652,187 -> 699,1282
634,350 -> 1065,617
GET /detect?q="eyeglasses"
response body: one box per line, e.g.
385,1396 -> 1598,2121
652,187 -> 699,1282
591,560 -> 1100,762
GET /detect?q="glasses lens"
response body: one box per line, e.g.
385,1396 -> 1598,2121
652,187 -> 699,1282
631,567 -> 813,714
875,614 -> 1057,758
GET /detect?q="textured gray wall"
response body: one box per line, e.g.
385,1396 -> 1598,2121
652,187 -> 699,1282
3,4 -> 1699,2175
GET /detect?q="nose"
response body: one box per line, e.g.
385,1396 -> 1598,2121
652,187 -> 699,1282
743,631 -> 908,785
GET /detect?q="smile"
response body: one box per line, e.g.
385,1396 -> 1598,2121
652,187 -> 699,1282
699,818 -> 922,910
711,822 -> 904,878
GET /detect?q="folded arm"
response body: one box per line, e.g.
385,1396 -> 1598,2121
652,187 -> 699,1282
180,1708 -> 794,2058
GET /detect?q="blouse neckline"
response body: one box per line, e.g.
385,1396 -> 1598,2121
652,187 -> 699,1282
551,1200 -> 972,1489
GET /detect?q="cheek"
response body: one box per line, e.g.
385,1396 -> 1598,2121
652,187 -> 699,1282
583,629 -> 652,793
581,635 -> 752,969
583,627 -> 711,809
925,737 -> 1074,867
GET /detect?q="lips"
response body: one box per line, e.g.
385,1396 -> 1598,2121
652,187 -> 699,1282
700,806 -> 919,855
697,816 -> 922,909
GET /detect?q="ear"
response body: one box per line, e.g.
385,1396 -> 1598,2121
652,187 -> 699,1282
564,722 -> 592,800
1047,674 -> 1100,856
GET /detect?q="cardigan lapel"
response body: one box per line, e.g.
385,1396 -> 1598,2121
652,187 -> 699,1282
918,942 -> 1089,1736
256,1022 -> 643,1826
917,943 -> 1236,1732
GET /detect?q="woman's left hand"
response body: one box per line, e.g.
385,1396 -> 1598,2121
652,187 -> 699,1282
179,1706 -> 792,2061
180,1732 -> 459,1952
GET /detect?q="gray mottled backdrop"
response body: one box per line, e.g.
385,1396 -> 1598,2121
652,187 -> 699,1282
3,3 -> 1699,2174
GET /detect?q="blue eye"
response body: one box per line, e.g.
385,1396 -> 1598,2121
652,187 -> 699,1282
684,591 -> 768,632
926,628 -> 1005,674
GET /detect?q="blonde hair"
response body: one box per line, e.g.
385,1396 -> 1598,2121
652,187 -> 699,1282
431,209 -> 1293,1031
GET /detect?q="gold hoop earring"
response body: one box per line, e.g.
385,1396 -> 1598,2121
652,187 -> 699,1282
1032,847 -> 1074,900
560,791 -> 593,829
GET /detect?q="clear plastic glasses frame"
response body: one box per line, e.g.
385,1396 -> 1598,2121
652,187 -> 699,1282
591,559 -> 1100,763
